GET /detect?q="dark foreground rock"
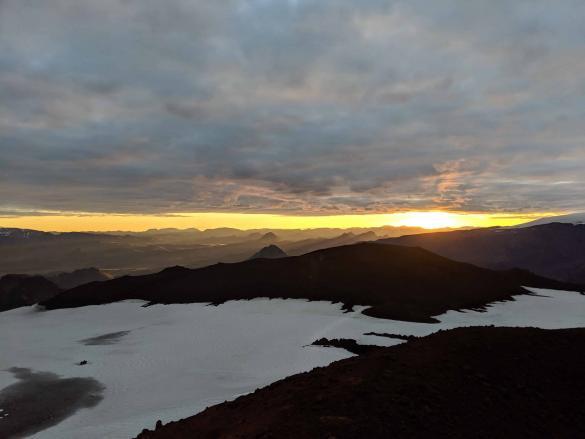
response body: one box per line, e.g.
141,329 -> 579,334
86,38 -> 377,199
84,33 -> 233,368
311,338 -> 381,355
364,331 -> 418,341
135,327 -> 585,439
42,243 -> 581,323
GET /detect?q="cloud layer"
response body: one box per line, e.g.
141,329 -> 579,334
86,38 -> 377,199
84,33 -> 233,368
1,0 -> 584,215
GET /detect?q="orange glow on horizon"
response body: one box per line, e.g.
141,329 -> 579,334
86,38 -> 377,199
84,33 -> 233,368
0,210 -> 561,232
388,211 -> 464,229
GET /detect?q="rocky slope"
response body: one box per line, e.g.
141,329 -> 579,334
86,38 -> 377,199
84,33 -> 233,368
135,326 -> 585,439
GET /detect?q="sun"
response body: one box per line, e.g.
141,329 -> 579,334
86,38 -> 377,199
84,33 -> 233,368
390,211 -> 464,229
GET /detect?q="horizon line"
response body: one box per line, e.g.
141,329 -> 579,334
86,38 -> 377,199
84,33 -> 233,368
0,210 -> 565,233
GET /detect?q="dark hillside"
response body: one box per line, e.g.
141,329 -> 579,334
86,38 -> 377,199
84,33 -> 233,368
42,243 -> 579,322
380,223 -> 585,284
135,327 -> 585,439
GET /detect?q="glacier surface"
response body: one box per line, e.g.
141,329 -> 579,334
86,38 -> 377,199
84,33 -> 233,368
0,288 -> 584,438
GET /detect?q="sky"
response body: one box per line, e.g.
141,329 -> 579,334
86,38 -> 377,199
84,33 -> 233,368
1,1 -> 584,231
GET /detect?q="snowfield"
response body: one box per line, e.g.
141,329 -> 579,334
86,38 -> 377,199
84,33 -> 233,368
1,288 -> 585,438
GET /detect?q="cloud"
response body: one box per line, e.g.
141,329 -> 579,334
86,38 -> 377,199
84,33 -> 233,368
1,0 -> 584,215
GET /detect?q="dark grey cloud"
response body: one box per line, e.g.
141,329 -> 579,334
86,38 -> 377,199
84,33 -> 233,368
1,0 -> 584,215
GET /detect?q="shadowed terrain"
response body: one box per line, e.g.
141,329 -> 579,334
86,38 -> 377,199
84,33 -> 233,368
0,367 -> 104,439
380,223 -> 585,284
42,243 -> 580,323
0,268 -> 110,312
79,330 -> 132,346
47,268 -> 111,290
0,275 -> 61,312
135,327 -> 585,439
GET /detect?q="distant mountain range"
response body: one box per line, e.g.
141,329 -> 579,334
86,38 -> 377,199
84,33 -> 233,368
42,243 -> 578,323
249,245 -> 288,260
379,223 -> 585,284
0,226 -> 425,276
517,212 -> 585,227
283,231 -> 379,256
0,228 -> 105,245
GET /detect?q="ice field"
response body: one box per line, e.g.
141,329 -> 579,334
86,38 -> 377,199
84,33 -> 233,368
1,288 -> 584,438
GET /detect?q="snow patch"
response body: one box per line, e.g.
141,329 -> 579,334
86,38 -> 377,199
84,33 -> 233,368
0,289 -> 584,438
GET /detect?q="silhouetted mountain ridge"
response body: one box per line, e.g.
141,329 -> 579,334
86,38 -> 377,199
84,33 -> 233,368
47,267 -> 111,290
0,274 -> 61,312
379,223 -> 585,284
249,245 -> 288,260
518,212 -> 585,227
0,267 -> 114,312
0,226 -> 423,276
42,243 -> 579,322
